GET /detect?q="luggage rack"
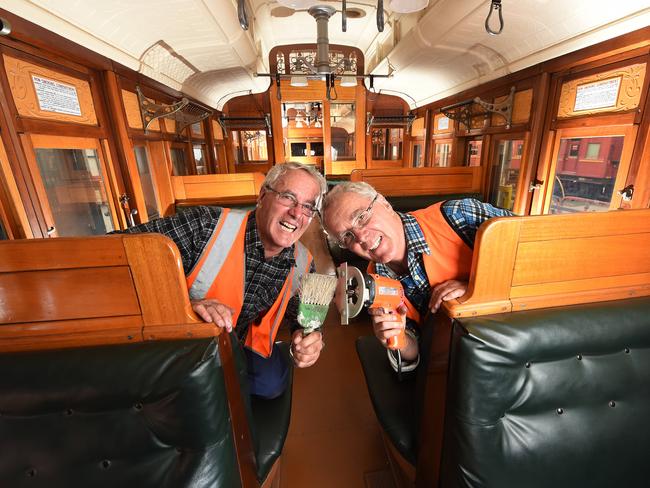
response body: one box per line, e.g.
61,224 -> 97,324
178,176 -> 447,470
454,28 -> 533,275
440,86 -> 515,130
136,86 -> 213,135
366,113 -> 416,135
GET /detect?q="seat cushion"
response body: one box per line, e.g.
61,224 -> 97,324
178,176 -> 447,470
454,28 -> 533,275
0,339 -> 240,488
441,297 -> 650,488
356,336 -> 417,465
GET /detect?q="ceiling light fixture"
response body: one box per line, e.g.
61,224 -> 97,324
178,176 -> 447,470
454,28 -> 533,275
387,0 -> 429,14
256,5 -> 391,100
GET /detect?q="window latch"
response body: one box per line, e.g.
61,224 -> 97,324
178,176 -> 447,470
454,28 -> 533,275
617,184 -> 634,201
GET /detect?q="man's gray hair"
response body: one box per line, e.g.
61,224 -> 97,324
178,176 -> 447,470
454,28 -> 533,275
263,162 -> 328,208
321,181 -> 378,213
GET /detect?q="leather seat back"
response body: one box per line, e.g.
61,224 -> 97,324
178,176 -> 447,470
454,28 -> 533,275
441,297 -> 650,488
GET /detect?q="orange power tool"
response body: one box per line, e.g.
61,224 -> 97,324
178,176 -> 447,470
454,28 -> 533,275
335,262 -> 406,350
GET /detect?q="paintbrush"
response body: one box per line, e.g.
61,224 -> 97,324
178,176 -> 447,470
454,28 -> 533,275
297,273 -> 338,334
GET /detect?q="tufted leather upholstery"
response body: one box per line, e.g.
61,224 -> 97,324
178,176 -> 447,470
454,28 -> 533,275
357,297 -> 650,487
0,338 -> 241,488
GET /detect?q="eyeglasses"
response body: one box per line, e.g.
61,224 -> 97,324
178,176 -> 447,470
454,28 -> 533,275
264,186 -> 319,218
334,193 -> 378,248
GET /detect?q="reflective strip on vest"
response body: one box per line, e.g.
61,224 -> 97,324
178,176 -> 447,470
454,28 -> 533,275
188,209 -> 248,300
291,242 -> 310,296
254,243 -> 312,357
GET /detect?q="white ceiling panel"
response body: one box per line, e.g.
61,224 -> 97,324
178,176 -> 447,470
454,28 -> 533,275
4,0 -> 648,109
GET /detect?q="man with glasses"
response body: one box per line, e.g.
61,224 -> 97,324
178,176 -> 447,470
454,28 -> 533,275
119,162 -> 327,398
321,182 -> 511,372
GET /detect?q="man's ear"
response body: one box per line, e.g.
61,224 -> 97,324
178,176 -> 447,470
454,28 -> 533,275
257,187 -> 267,207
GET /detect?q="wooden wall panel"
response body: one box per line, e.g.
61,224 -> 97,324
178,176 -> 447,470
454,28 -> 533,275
171,173 -> 264,204
350,167 -> 482,196
445,208 -> 650,318
3,54 -> 97,125
557,62 -> 646,118
0,267 -> 140,323
433,114 -> 453,135
0,234 -> 214,352
491,89 -> 533,126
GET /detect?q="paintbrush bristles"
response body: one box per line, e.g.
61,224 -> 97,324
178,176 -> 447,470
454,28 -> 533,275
299,273 -> 337,305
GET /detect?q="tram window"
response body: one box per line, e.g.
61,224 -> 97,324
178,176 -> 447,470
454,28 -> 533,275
412,143 -> 423,167
0,221 -> 7,240
291,142 -> 307,157
466,139 -> 482,166
585,143 -> 601,160
133,146 -> 160,220
311,142 -> 324,157
170,146 -> 190,175
489,139 -> 524,211
232,129 -> 268,163
434,142 -> 452,167
34,148 -> 114,236
550,136 -> 624,214
330,102 -> 356,161
371,128 -> 403,160
193,144 -> 208,175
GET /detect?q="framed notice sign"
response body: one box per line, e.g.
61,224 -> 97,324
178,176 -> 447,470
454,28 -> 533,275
437,116 -> 450,131
31,75 -> 82,116
574,76 -> 621,112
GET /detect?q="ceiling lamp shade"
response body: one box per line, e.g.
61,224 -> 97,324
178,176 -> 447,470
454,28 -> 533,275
290,75 -> 308,87
340,75 -> 357,87
388,0 -> 429,14
276,0 -> 320,9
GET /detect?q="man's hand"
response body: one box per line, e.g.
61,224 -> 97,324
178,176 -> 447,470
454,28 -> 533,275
368,304 -> 407,347
191,298 -> 234,332
368,304 -> 418,361
429,280 -> 468,313
291,330 -> 324,368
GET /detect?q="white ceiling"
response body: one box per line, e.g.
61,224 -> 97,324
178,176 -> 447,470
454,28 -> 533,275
4,0 -> 650,109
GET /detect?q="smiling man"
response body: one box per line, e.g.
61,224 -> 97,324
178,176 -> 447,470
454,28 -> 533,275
322,182 -> 511,372
120,162 -> 327,398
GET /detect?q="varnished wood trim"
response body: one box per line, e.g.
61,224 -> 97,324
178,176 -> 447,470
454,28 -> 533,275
444,208 -> 650,318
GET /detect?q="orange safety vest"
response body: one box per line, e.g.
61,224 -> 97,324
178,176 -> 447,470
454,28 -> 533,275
186,208 -> 312,358
368,202 -> 472,324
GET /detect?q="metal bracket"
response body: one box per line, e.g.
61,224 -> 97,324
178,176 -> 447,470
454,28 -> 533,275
618,184 -> 634,201
136,86 -> 212,135
218,114 -> 272,139
366,112 -> 416,135
441,86 -> 515,130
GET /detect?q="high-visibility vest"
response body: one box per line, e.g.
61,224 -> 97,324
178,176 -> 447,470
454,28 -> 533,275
368,202 -> 472,324
186,208 -> 312,357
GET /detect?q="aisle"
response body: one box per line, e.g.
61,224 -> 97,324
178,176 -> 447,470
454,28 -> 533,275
280,309 -> 394,487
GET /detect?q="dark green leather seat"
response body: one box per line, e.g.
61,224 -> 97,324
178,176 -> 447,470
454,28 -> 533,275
0,339 -> 240,488
357,297 -> 650,487
0,337 -> 294,488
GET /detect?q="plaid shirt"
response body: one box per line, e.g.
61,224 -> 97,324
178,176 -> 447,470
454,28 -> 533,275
375,198 -> 512,320
120,206 -> 302,341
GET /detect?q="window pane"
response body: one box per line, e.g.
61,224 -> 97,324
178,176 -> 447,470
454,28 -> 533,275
434,143 -> 452,167
550,135 -> 624,214
412,144 -> 423,167
35,148 -> 114,236
170,147 -> 189,176
330,102 -> 356,161
467,140 -> 482,167
134,146 -> 160,220
489,139 -> 523,211
291,142 -> 307,157
233,130 -> 268,163
371,128 -> 403,160
193,144 -> 207,175
0,221 -> 7,240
